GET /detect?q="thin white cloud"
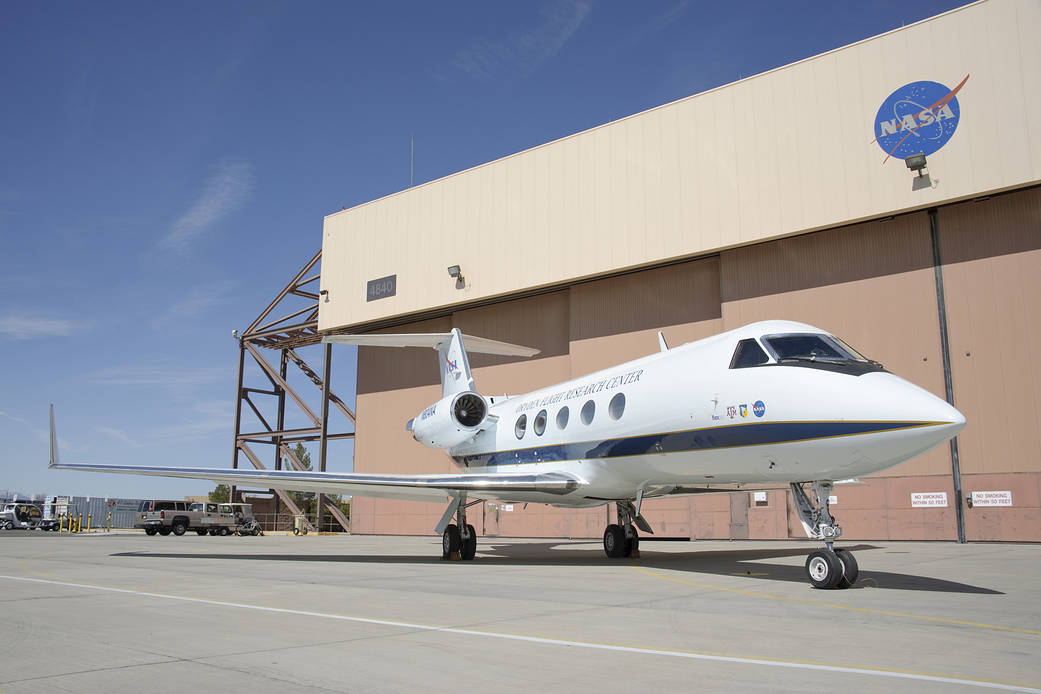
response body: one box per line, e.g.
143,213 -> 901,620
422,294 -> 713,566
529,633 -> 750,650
0,410 -> 27,424
153,400 -> 234,441
451,0 -> 592,80
160,158 -> 255,252
151,280 -> 238,330
88,365 -> 225,388
97,426 -> 143,448
0,315 -> 79,340
627,1 -> 690,45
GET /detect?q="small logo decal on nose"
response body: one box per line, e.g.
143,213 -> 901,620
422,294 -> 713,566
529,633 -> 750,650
739,404 -> 748,418
753,400 -> 766,417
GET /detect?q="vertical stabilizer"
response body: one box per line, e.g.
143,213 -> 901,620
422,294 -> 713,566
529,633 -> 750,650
437,328 -> 476,397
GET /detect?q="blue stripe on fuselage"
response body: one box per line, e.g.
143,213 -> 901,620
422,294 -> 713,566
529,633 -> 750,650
452,421 -> 935,467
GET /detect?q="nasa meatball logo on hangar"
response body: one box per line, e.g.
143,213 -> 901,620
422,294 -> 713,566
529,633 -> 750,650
873,75 -> 969,163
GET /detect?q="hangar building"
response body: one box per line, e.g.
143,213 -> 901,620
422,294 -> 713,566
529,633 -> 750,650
317,0 -> 1041,543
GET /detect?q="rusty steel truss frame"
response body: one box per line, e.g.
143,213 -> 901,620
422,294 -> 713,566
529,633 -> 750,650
231,249 -> 353,532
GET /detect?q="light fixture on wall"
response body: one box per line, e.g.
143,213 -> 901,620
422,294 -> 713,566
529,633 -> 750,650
447,265 -> 465,289
319,289 -> 330,303
905,153 -> 932,192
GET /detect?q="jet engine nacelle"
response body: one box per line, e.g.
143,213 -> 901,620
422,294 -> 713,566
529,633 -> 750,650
410,391 -> 489,449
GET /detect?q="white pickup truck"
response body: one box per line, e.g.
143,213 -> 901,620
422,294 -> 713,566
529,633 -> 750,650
139,501 -> 238,536
138,501 -> 260,536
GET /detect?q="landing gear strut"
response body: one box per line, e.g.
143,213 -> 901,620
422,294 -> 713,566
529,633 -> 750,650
441,495 -> 477,561
603,499 -> 651,558
791,481 -> 858,589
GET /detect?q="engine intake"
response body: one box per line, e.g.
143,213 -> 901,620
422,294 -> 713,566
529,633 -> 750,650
411,391 -> 489,449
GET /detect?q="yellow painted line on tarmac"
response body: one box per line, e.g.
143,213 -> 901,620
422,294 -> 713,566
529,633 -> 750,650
632,565 -> 1041,636
0,573 -> 1038,693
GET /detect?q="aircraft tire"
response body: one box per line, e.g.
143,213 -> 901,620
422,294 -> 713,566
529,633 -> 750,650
443,524 -> 461,559
835,548 -> 859,589
461,524 -> 477,560
623,529 -> 639,558
805,549 -> 843,589
172,521 -> 187,536
603,524 -> 625,558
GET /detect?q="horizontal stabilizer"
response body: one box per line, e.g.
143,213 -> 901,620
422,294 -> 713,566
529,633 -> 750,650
323,332 -> 539,357
325,329 -> 538,398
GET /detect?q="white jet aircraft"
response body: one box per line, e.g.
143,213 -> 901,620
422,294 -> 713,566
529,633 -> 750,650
49,320 -> 965,588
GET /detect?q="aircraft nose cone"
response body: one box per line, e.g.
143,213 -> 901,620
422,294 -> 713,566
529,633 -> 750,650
867,372 -> 966,440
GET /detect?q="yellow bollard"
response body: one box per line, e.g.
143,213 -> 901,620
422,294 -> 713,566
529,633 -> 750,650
107,511 -> 112,533
87,514 -> 92,533
79,514 -> 83,533
58,515 -> 64,533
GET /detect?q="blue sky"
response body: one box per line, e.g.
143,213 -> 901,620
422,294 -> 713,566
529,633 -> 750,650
0,0 -> 969,501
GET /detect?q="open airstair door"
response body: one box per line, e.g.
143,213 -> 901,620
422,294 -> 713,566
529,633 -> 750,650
323,328 -> 539,397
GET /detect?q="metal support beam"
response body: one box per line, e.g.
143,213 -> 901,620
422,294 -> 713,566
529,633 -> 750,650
244,342 -> 322,426
230,249 -> 353,534
231,341 -> 245,503
929,208 -> 966,544
238,442 -> 313,532
316,342 -> 332,532
286,348 -> 356,422
244,250 -> 321,336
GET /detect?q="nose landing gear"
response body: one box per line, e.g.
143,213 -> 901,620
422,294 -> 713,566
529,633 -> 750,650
792,481 -> 858,588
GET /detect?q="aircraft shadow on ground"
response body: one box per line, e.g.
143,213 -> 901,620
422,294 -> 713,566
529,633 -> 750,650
111,541 -> 1002,595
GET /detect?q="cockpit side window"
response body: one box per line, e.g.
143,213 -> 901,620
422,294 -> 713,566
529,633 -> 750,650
730,339 -> 770,368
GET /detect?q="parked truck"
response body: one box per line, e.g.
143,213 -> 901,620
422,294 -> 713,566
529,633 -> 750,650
138,501 -> 259,536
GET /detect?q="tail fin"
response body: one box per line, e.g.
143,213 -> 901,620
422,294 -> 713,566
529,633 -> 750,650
49,404 -> 60,467
437,329 -> 475,396
324,329 -> 539,398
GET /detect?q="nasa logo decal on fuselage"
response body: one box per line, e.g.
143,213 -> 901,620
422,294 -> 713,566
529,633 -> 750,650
753,400 -> 766,417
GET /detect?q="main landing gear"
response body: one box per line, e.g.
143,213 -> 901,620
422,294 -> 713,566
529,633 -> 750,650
603,498 -> 653,559
441,495 -> 477,561
791,481 -> 859,589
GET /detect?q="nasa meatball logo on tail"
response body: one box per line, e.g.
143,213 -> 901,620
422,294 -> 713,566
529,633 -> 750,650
872,75 -> 968,163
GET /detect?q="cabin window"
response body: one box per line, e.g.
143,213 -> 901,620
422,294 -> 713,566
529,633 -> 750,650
581,400 -> 595,425
730,339 -> 770,368
515,414 -> 527,439
534,409 -> 548,436
608,392 -> 626,420
556,406 -> 569,429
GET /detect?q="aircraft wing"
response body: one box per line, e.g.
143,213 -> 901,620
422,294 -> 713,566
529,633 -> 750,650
47,462 -> 583,503
47,405 -> 582,502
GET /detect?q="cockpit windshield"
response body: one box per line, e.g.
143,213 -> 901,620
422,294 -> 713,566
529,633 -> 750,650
763,334 -> 864,363
758,333 -> 883,375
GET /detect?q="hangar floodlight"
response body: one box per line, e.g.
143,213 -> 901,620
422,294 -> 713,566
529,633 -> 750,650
447,265 -> 465,288
905,153 -> 932,192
